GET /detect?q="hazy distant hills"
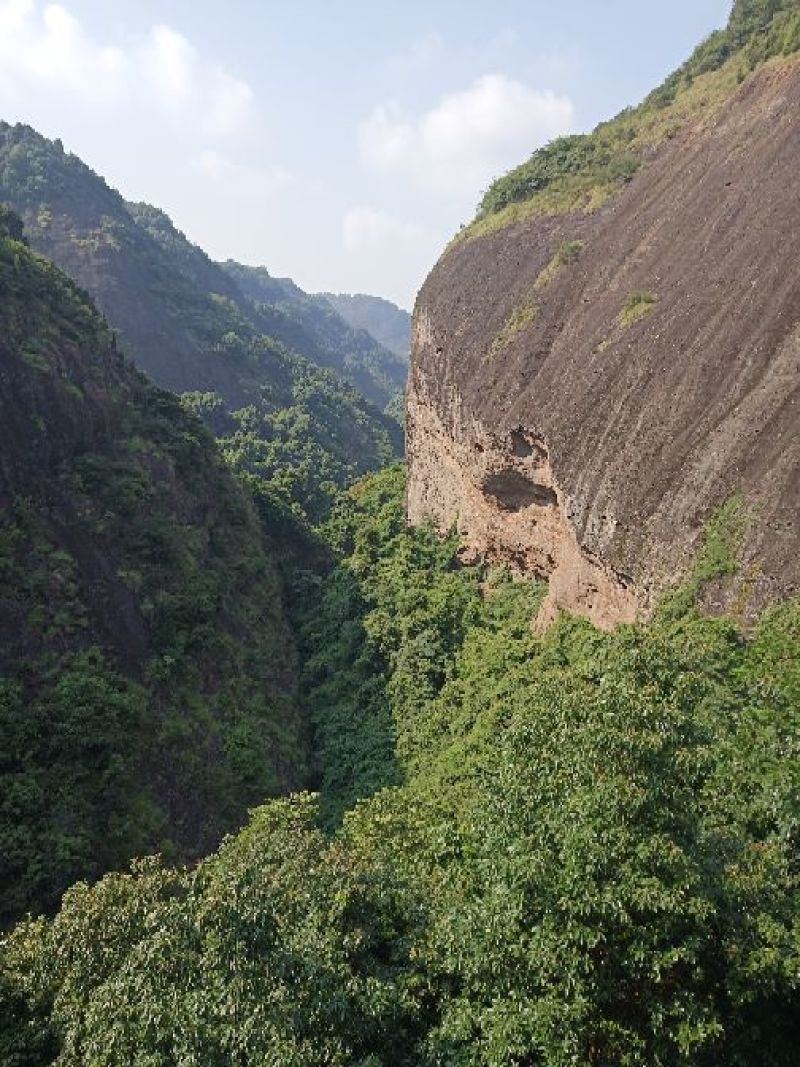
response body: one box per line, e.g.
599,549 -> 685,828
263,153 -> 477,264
0,122 -> 404,520
220,260 -> 409,408
320,292 -> 411,361
0,122 -> 407,412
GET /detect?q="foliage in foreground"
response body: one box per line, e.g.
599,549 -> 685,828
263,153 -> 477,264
2,467 -> 798,1066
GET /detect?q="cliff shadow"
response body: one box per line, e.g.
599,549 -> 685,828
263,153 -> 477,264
294,564 -> 404,830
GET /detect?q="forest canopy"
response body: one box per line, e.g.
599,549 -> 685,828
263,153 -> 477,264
3,468 -> 798,1066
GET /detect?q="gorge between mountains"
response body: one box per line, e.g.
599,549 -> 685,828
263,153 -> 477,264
2,3 -> 800,1064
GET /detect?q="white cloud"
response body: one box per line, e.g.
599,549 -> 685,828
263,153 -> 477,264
0,0 -> 126,104
139,24 -> 254,138
340,206 -> 442,308
342,205 -> 428,254
0,1 -> 298,299
193,149 -> 290,195
358,74 -> 574,200
0,1 -> 255,138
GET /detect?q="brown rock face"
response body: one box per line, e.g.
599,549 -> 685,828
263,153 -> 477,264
407,59 -> 800,627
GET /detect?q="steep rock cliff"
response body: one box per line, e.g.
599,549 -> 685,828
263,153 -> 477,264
408,19 -> 800,627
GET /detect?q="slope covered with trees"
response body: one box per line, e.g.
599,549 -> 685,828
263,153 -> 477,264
3,466 -> 798,1065
0,124 -> 403,523
219,260 -> 408,410
2,5 -> 800,1063
320,292 -> 411,360
0,208 -> 306,928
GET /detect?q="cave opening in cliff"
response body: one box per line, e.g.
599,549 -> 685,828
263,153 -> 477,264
482,470 -> 558,512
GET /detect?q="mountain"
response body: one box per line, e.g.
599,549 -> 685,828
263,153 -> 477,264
2,7 -> 800,1061
407,0 -> 800,628
0,123 -> 403,521
219,261 -> 408,409
0,207 -> 307,927
320,292 -> 412,360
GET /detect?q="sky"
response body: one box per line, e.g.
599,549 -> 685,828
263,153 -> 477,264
0,1 -> 733,308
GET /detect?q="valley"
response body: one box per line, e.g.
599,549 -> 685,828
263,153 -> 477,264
1,2 -> 799,1064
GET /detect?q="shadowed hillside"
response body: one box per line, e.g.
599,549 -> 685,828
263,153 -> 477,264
321,292 -> 411,360
0,207 -> 306,926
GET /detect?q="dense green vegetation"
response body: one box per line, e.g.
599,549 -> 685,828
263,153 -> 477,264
298,466 -> 495,824
321,292 -> 412,361
476,0 -> 800,225
479,135 -> 639,220
0,123 -> 404,528
2,8 -> 799,1059
4,467 -> 797,1065
221,261 -> 408,412
182,343 -> 398,526
0,215 -> 306,928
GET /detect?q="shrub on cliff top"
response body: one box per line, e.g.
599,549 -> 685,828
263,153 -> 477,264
477,0 -> 800,223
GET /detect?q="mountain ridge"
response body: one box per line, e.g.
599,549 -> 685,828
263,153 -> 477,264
0,121 -> 404,522
408,3 -> 800,628
0,123 -> 406,409
320,292 -> 411,360
0,208 -> 307,926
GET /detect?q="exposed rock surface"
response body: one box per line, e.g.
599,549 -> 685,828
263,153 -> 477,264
408,57 -> 800,627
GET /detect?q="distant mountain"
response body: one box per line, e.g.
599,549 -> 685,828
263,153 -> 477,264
321,292 -> 411,360
0,206 -> 306,926
220,260 -> 408,408
0,123 -> 402,520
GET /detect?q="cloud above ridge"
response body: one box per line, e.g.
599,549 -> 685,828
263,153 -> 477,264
358,74 -> 574,201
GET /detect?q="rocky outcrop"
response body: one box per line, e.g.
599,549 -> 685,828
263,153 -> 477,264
407,56 -> 800,627
407,374 -> 640,629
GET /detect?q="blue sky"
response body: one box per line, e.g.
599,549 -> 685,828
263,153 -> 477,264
0,1 -> 732,307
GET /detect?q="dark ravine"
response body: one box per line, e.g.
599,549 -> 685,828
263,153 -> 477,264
408,52 -> 800,628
